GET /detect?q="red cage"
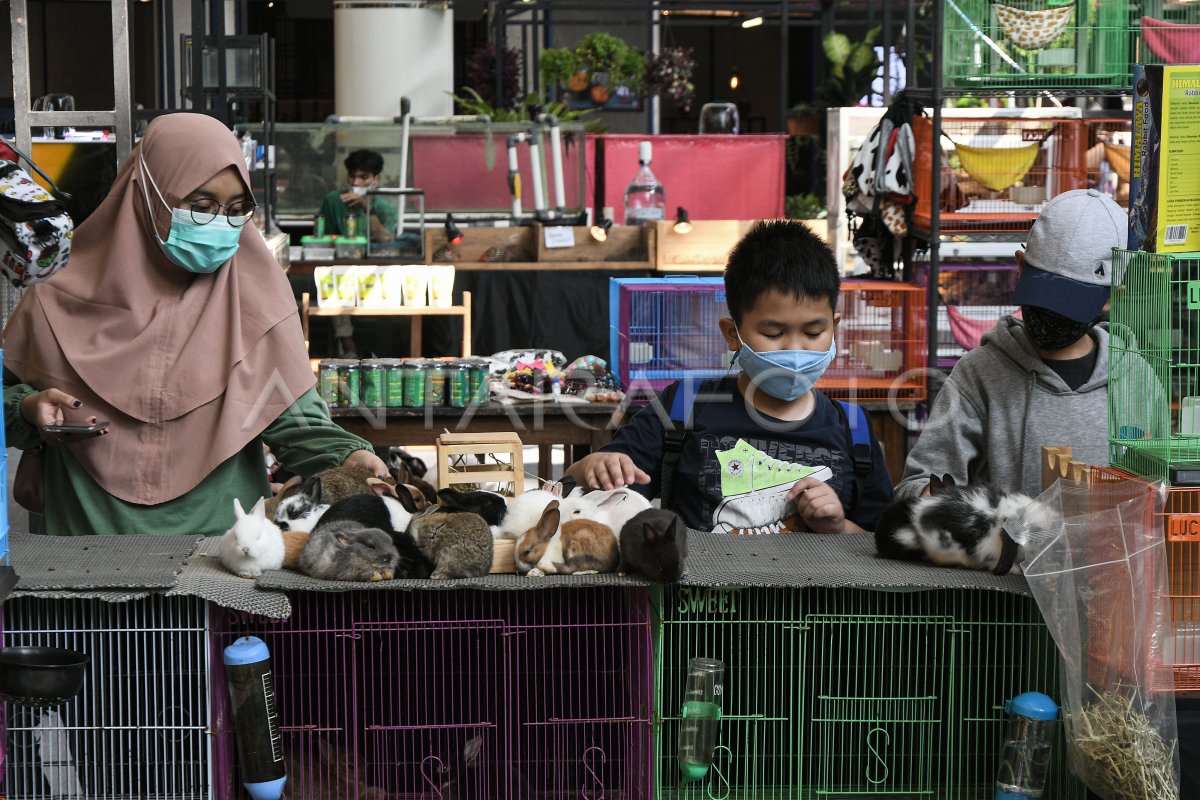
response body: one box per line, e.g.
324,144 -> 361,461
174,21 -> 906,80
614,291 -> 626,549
913,114 -> 1086,235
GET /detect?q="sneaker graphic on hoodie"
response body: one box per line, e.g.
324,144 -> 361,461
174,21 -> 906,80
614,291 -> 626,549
712,439 -> 832,534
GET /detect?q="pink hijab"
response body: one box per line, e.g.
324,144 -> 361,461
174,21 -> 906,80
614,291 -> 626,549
3,113 -> 314,505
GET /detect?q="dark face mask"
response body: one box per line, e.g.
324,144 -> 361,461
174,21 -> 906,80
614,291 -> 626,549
1021,305 -> 1095,351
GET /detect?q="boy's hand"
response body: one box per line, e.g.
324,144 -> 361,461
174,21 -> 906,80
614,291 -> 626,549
788,477 -> 847,534
573,452 -> 651,491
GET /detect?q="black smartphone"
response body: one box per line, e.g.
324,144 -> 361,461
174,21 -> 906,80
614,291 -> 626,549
42,421 -> 110,436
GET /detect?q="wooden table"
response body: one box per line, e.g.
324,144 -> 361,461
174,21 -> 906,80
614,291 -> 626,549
330,401 -> 622,483
332,400 -> 913,486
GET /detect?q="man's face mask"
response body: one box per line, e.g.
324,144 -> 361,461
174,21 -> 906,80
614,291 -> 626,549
1021,305 -> 1096,351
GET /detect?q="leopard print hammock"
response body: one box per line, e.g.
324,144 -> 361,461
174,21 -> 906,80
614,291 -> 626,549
995,3 -> 1074,51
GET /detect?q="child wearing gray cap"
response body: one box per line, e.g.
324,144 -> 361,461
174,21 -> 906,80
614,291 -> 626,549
895,188 -> 1153,499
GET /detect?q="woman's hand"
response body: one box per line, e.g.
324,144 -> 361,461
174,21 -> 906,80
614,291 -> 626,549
342,448 -> 388,478
20,388 -> 108,444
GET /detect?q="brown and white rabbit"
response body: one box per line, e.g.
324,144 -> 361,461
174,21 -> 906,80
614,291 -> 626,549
218,497 -> 285,579
618,508 -> 688,582
515,501 -> 565,577
557,517 -> 620,575
873,474 -> 1054,575
408,511 -> 494,580
299,520 -> 401,582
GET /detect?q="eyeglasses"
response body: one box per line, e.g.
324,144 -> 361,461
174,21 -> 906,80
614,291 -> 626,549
188,199 -> 256,227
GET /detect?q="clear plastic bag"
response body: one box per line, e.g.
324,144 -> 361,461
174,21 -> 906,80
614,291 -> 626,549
1013,478 -> 1179,800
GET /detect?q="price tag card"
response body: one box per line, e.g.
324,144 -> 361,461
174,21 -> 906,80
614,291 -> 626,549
544,226 -> 576,249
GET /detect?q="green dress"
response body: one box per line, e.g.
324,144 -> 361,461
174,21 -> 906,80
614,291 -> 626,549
317,190 -> 399,238
4,372 -> 374,536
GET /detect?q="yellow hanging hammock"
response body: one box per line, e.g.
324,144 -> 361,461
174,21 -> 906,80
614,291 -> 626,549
953,141 -> 1042,192
995,3 -> 1075,51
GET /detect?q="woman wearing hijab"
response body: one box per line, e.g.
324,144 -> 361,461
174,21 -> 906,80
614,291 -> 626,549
2,113 -> 387,536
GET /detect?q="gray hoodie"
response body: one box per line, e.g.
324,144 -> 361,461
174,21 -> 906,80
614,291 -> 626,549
895,316 -> 1162,500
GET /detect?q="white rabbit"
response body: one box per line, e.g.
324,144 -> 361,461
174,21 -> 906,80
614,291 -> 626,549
559,487 -> 651,533
497,488 -> 560,540
219,497 -> 285,579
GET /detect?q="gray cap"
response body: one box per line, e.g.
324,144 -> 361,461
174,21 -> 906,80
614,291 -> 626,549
1012,188 -> 1127,323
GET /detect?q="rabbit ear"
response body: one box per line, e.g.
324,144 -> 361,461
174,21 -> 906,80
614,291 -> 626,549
536,505 -> 560,541
251,496 -> 267,518
664,517 -> 680,541
643,522 -> 658,544
233,498 -> 246,518
436,488 -> 464,509
300,475 -> 322,503
368,477 -> 399,499
335,531 -> 352,547
393,483 -> 420,514
595,490 -> 629,510
461,736 -> 484,767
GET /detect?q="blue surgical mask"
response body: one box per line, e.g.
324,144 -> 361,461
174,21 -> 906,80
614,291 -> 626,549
735,328 -> 837,401
140,155 -> 244,273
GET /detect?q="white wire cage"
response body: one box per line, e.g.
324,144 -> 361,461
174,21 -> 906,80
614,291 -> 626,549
3,594 -> 212,800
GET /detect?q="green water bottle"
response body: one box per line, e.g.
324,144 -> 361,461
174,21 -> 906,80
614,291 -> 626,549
677,657 -> 724,782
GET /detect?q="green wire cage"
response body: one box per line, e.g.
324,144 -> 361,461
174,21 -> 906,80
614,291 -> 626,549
1108,249 -> 1199,484
653,586 -> 1086,799
942,0 -> 1200,91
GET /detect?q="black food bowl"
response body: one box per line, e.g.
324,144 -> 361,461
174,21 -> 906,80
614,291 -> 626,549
0,646 -> 89,707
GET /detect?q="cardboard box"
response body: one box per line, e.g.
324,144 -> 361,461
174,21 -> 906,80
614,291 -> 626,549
1129,64 -> 1200,253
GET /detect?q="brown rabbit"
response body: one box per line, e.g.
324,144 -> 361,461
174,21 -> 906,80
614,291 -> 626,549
556,518 -> 619,575
515,501 -> 562,576
281,530 -> 309,570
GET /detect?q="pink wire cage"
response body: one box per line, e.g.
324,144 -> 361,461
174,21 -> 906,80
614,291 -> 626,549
209,588 -> 654,799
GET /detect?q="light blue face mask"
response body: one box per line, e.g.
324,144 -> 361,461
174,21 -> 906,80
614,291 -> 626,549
140,155 -> 244,274
735,329 -> 837,401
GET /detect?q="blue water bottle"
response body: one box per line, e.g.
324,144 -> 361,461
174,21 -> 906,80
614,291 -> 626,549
224,636 -> 287,800
995,692 -> 1058,799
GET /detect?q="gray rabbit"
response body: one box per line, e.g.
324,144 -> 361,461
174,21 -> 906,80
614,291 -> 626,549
408,512 -> 493,580
300,520 -> 401,582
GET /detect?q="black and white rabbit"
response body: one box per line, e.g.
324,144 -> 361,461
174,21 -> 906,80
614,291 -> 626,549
273,476 -> 330,533
873,475 -> 1053,575
311,484 -> 433,579
435,488 -> 508,527
618,508 -> 688,582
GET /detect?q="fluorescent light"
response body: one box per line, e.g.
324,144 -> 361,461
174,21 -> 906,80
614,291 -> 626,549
742,15 -> 764,28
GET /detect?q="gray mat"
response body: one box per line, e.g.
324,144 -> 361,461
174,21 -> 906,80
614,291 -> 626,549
679,531 -> 1031,595
9,532 -> 201,591
256,568 -> 651,593
167,537 -> 292,619
8,589 -> 152,603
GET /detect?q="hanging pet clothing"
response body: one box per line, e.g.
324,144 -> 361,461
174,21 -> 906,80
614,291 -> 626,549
995,3 -> 1075,50
952,140 -> 1042,192
948,305 -> 1022,352
1141,17 -> 1200,65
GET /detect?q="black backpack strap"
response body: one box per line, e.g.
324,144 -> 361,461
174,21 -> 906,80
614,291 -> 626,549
832,398 -> 873,518
659,378 -> 713,513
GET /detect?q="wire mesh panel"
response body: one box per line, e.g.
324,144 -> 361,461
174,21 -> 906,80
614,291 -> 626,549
211,588 -> 653,800
610,278 -> 732,395
609,278 -> 926,401
914,262 -> 1020,367
943,0 -> 1132,89
654,586 -> 1085,799
913,115 -> 1086,235
1108,249 -> 1196,483
3,595 -> 211,800
826,282 -> 927,402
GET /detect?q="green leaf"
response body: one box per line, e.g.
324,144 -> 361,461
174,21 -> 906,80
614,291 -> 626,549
847,43 -> 880,76
863,26 -> 882,47
822,32 -> 852,68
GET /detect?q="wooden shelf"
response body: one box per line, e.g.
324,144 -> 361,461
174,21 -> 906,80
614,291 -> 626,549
300,291 -> 472,358
307,305 -> 468,317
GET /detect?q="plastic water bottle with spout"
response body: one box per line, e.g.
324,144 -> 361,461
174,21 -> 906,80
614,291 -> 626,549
995,692 -> 1057,799
623,141 -> 666,225
677,657 -> 724,781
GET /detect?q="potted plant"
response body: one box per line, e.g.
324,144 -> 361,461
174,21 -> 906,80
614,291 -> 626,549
643,46 -> 696,112
817,27 -> 883,108
539,47 -> 579,92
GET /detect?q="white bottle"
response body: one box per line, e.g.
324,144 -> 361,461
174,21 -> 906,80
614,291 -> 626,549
623,141 -> 666,225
